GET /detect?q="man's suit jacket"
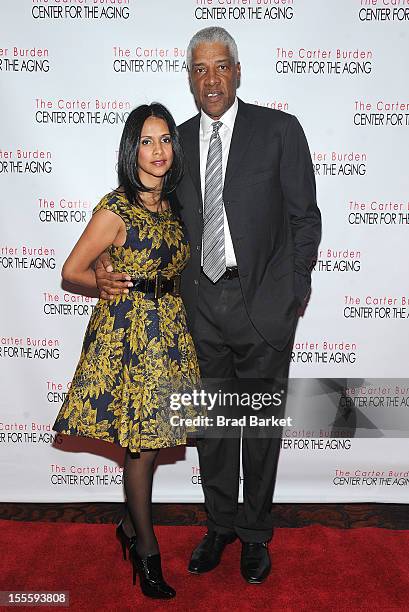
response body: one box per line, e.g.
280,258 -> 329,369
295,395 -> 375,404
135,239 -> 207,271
174,98 -> 321,351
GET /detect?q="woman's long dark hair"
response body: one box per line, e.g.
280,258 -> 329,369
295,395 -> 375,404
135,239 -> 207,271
117,102 -> 184,207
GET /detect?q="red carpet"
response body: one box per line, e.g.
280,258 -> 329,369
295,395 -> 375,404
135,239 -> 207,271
1,520 -> 409,611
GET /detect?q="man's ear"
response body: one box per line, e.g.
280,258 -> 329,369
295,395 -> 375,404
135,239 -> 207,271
236,62 -> 241,88
188,70 -> 194,95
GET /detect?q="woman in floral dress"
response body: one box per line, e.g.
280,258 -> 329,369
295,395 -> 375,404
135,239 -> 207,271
53,104 -> 200,599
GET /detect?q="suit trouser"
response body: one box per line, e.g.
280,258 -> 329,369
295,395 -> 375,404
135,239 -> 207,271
192,272 -> 295,543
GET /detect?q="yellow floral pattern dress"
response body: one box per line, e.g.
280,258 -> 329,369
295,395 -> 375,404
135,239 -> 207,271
53,191 -> 201,453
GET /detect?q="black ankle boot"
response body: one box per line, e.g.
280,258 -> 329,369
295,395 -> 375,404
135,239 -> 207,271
130,546 -> 176,599
116,521 -> 135,561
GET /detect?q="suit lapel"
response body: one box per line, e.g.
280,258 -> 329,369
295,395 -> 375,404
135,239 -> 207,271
182,114 -> 202,204
224,99 -> 254,190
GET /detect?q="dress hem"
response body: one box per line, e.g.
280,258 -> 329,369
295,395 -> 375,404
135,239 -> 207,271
52,427 -> 191,453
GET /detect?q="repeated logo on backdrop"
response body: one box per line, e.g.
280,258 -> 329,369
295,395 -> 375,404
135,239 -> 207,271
35,98 -> 131,126
358,0 -> 409,22
113,46 -> 188,74
291,340 -> 358,366
354,100 -> 409,127
0,336 -> 60,359
333,467 -> 409,488
193,0 -> 295,22
31,0 -> 132,21
347,198 -> 409,226
313,151 -> 368,177
0,149 -> 52,174
0,245 -> 57,270
49,463 -> 123,487
37,196 -> 93,224
343,294 -> 409,320
42,290 -> 97,317
0,422 -> 60,445
0,46 -> 50,72
274,47 -> 373,76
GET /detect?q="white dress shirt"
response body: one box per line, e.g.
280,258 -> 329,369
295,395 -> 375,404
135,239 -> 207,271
200,97 -> 238,267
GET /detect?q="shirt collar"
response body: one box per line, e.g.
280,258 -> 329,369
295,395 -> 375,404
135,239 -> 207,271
200,97 -> 238,136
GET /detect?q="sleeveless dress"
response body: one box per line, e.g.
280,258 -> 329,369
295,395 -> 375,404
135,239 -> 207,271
53,191 -> 201,453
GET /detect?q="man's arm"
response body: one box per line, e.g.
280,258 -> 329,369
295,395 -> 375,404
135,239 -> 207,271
94,252 -> 133,299
280,114 -> 322,305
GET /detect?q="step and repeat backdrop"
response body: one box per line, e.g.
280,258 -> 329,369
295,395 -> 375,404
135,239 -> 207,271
1,0 -> 408,503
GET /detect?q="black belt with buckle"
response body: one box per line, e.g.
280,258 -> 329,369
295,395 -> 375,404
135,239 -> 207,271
130,272 -> 181,299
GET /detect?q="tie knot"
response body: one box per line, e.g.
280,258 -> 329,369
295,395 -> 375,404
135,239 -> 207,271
211,121 -> 222,134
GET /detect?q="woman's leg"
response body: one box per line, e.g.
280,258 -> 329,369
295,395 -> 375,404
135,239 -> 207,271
122,448 -> 159,557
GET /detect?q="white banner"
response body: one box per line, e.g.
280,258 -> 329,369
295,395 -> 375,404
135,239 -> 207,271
1,0 -> 408,502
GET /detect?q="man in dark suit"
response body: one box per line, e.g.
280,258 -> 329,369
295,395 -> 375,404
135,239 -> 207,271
178,26 -> 320,584
96,27 -> 321,583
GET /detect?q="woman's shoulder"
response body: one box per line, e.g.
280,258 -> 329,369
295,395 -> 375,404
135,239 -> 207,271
93,189 -> 129,214
92,190 -> 133,229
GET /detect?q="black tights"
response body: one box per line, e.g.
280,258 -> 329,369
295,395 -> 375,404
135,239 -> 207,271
122,448 -> 159,558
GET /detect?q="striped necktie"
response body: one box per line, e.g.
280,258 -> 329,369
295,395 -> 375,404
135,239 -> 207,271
202,121 -> 226,283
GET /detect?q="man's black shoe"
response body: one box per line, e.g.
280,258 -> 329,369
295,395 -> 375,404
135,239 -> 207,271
240,542 -> 271,584
188,531 -> 237,574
